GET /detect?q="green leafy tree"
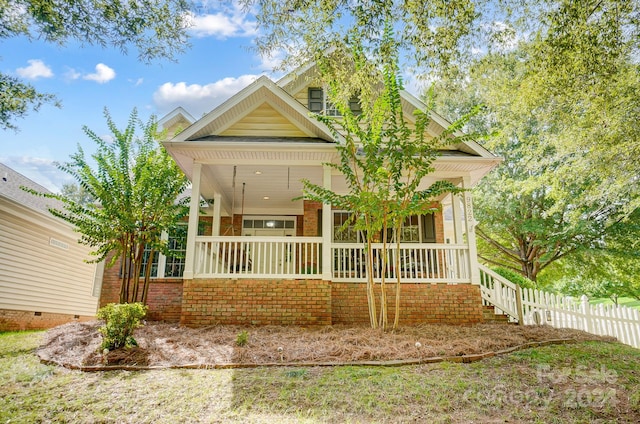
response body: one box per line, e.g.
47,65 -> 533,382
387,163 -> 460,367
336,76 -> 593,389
60,182 -> 95,206
1,0 -> 190,130
300,29 -> 462,329
245,1 -> 639,80
545,209 -> 640,302
433,43 -> 636,283
27,108 -> 188,304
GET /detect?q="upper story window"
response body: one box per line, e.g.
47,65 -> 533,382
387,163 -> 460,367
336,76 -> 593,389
308,88 -> 361,116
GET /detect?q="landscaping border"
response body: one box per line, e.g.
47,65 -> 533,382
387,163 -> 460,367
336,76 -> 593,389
39,338 -> 580,372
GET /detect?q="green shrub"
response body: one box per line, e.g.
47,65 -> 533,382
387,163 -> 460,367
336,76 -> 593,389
491,267 -> 536,289
96,303 -> 147,350
236,330 -> 249,347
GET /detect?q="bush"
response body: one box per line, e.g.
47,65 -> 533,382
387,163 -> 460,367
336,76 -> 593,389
236,330 -> 249,347
96,303 -> 147,350
491,267 -> 536,289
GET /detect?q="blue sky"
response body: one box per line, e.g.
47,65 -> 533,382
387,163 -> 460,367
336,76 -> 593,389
1,1 -> 285,191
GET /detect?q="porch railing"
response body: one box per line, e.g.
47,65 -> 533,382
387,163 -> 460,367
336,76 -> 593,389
332,243 -> 470,283
193,237 -> 471,283
194,236 -> 323,279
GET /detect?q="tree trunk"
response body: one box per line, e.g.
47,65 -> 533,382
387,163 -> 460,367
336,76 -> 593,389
393,223 -> 401,330
132,242 -> 145,303
379,222 -> 388,331
365,237 -> 378,329
141,249 -> 155,305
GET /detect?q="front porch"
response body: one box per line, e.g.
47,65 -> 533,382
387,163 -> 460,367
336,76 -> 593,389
193,236 -> 471,283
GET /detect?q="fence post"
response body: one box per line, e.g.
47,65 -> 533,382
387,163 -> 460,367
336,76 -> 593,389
581,295 -> 593,333
515,284 -> 524,325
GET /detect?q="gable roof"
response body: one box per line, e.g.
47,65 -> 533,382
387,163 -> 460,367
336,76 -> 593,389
170,76 -> 337,143
158,107 -> 196,130
0,163 -> 66,215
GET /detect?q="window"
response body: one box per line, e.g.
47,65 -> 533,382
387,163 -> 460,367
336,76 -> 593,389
164,224 -> 187,277
138,223 -> 188,278
334,211 -> 437,243
332,211 -> 360,243
308,88 -> 361,116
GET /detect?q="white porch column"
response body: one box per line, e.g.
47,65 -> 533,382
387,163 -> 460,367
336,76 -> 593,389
183,162 -> 202,280
211,193 -> 222,236
451,192 -> 465,245
462,176 -> 480,284
322,165 -> 332,280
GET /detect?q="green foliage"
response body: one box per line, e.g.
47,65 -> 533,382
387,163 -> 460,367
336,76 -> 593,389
24,108 -> 189,304
235,330 -> 249,347
96,302 -> 147,350
0,0 -> 190,130
0,73 -> 60,131
60,183 -> 95,206
300,26 -> 472,329
491,267 -> 535,289
433,39 -> 638,282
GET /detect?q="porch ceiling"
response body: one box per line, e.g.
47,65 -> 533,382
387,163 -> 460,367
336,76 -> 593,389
164,140 -> 500,216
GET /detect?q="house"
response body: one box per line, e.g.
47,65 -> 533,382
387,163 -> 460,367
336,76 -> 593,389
0,163 -> 99,330
99,63 -> 502,326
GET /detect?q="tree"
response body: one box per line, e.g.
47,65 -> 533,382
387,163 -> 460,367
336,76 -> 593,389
432,42 -> 638,283
1,0 -> 190,130
300,29 -> 462,329
26,108 -> 189,304
60,182 -> 95,206
545,208 -> 640,301
244,1 -> 640,81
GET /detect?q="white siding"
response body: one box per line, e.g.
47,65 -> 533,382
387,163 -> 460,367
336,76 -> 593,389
0,198 -> 99,316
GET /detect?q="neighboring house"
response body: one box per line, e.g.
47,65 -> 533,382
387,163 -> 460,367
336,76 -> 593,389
100,62 -> 501,326
0,163 -> 99,330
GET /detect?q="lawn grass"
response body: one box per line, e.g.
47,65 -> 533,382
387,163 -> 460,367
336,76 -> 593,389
1,331 -> 639,423
590,297 -> 640,311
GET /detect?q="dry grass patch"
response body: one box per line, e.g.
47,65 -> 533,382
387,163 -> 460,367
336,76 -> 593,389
37,321 -> 613,369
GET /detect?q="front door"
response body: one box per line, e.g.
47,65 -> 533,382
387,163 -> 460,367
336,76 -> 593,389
242,216 -> 296,273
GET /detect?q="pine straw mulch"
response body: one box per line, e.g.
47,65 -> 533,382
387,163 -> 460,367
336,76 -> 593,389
36,321 -> 617,371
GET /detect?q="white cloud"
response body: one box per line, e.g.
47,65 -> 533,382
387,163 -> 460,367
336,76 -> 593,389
257,49 -> 285,73
153,74 -> 259,116
128,77 -> 144,87
16,59 -> 54,80
64,67 -> 82,81
0,156 -> 72,193
83,63 -> 116,84
186,1 -> 256,39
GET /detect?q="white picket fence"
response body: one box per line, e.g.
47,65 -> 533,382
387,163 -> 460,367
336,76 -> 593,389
479,264 -> 640,349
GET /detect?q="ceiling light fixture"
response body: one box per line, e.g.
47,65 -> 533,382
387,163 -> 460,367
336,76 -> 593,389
263,196 -> 270,200
255,171 -> 262,175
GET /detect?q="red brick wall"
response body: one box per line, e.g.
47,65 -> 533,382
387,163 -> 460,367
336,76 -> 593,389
303,200 -> 322,236
100,254 -> 183,323
331,283 -> 483,325
144,279 -> 183,322
180,279 -> 332,327
0,309 -> 94,331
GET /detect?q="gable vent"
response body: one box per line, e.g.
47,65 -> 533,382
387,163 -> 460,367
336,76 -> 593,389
49,238 -> 69,250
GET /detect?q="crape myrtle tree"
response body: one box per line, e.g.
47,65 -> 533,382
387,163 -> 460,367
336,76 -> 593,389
0,0 -> 190,130
246,0 -> 640,266
28,108 -> 189,304
300,29 -> 472,330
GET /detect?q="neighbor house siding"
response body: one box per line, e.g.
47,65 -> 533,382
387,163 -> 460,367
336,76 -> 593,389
0,197 -> 99,325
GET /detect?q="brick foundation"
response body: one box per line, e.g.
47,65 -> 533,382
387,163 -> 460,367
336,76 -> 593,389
179,279 -> 482,327
332,283 -> 483,325
0,309 -> 95,331
180,279 -> 332,327
144,279 -> 184,322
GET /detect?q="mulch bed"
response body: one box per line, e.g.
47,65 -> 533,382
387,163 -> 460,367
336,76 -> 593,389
36,321 -> 615,371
